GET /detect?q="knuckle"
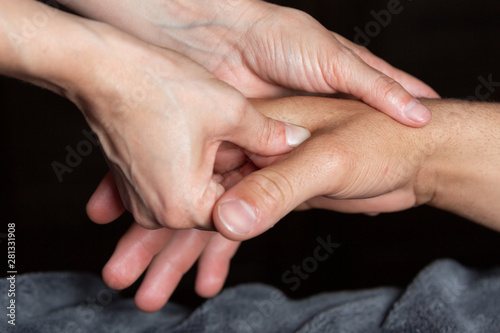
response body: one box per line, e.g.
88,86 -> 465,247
258,119 -> 279,148
156,194 -> 213,230
274,6 -> 317,28
374,74 -> 403,102
154,206 -> 185,229
232,93 -> 252,124
284,8 -> 313,24
352,44 -> 371,60
190,182 -> 221,227
156,191 -> 197,229
326,46 -> 361,91
220,90 -> 251,128
315,145 -> 351,195
133,210 -> 161,230
246,170 -> 295,213
336,44 -> 360,61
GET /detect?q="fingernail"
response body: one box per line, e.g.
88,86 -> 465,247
404,99 -> 431,123
218,199 -> 256,235
285,123 -> 311,147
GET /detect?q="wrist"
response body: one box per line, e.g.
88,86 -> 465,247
419,99 -> 500,228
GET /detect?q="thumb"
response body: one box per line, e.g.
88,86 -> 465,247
213,153 -> 323,240
225,102 -> 311,157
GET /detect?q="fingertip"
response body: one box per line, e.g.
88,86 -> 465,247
231,115 -> 308,159
134,293 -> 165,313
101,262 -> 129,291
86,173 -> 125,224
284,123 -> 311,148
85,196 -> 101,223
195,258 -> 228,298
403,99 -> 432,127
86,198 -> 112,225
195,275 -> 225,298
214,159 -> 318,240
215,198 -> 257,241
134,284 -> 171,313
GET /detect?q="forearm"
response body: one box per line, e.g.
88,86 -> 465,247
0,0 -> 101,98
420,99 -> 500,230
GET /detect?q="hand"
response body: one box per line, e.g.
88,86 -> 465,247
61,18 -> 311,230
88,96 -> 435,301
1,0 -> 311,230
61,0 -> 439,126
213,97 -> 444,239
87,172 -> 243,312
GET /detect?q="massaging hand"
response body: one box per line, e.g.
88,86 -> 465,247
3,0 -> 310,231
66,18 -> 311,230
62,0 -> 439,125
2,0 -> 300,310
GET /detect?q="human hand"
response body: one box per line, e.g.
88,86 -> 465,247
61,0 -> 439,126
1,0 -> 310,230
89,95 -> 437,238
87,171 -> 246,312
60,19 -> 310,230
89,97 -> 500,309
213,97 -> 444,240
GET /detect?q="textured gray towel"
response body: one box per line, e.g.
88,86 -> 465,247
1,259 -> 500,332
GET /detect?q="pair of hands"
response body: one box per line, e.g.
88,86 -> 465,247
58,0 -> 438,232
87,97 -> 441,312
54,0 -> 441,312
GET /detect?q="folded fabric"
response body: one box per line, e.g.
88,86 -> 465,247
1,259 -> 499,332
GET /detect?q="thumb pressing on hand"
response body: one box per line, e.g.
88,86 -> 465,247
213,150 -> 326,240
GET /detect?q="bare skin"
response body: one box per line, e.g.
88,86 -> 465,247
58,0 -> 438,125
0,0 -> 312,231
89,97 -> 500,312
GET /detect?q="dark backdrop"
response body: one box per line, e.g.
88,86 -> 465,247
1,0 -> 500,307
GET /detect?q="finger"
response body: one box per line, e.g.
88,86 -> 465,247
102,223 -> 174,290
218,161 -> 258,190
224,100 -> 311,156
213,142 -> 248,174
194,163 -> 247,297
213,146 -> 330,241
195,233 -> 240,298
86,171 -> 125,224
329,44 -> 432,127
134,229 -> 212,312
333,33 -> 440,99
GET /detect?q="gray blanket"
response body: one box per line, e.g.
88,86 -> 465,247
2,259 -> 500,332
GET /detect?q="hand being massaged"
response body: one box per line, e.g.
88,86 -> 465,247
88,96 -> 500,312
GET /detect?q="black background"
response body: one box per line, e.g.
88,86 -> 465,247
1,0 -> 500,308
